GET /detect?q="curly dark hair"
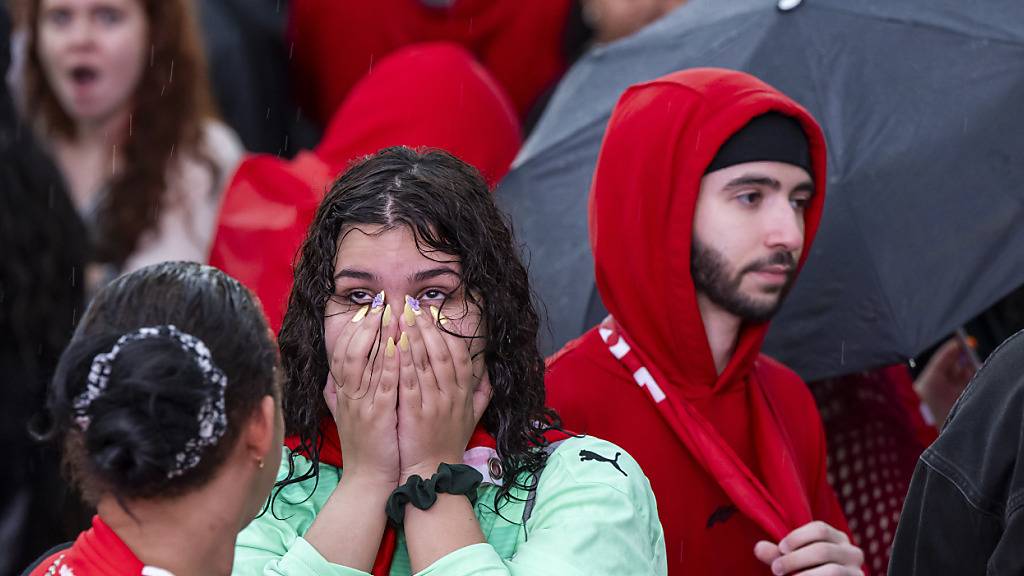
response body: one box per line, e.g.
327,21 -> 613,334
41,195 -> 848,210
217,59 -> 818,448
21,0 -> 216,265
276,146 -> 559,509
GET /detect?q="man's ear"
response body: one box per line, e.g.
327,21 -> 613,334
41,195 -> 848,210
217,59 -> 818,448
242,395 -> 278,460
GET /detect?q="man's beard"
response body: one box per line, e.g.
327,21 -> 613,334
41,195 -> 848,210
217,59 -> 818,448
690,236 -> 797,323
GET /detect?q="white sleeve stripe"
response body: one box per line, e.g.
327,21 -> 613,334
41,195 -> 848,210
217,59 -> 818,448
609,337 -> 631,359
633,367 -> 667,403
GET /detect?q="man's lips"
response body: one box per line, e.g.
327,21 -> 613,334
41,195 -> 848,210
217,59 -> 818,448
748,266 -> 794,281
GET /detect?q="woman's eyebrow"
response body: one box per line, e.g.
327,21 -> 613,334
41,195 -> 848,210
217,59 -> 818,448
333,268 -> 377,281
409,267 -> 460,283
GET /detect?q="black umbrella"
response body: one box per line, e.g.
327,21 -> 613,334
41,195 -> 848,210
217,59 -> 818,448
498,0 -> 1024,380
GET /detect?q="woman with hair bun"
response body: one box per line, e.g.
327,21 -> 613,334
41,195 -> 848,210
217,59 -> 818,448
23,261 -> 284,576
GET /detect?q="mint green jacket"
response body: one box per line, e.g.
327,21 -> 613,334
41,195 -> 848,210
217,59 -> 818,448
233,436 -> 666,575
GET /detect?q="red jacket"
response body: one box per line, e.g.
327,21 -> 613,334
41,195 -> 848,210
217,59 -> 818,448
545,69 -> 851,575
288,0 -> 572,125
208,43 -> 521,332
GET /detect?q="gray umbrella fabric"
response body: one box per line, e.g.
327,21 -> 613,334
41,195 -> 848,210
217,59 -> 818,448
498,0 -> 1024,380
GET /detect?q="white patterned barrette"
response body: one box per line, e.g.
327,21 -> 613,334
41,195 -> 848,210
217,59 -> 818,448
73,325 -> 229,479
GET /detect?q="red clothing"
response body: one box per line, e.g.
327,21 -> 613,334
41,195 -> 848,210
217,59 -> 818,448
29,516 -> 145,575
545,68 -> 851,575
289,0 -> 572,125
208,43 -> 522,332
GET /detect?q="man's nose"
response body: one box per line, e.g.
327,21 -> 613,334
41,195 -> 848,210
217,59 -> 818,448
763,201 -> 804,252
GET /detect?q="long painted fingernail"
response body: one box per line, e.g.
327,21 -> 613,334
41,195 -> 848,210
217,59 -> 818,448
351,305 -> 369,323
370,290 -> 385,313
403,295 -> 420,326
406,295 -> 421,313
429,305 -> 450,326
385,336 -> 396,358
382,304 -> 393,327
398,332 -> 410,351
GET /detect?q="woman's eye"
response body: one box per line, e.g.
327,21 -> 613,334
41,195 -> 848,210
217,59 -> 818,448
46,8 -> 72,26
94,6 -> 123,25
348,290 -> 376,304
418,289 -> 448,302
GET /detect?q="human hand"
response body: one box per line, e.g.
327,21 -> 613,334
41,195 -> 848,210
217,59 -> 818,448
914,337 -> 976,425
324,302 -> 400,487
396,296 -> 492,482
754,521 -> 864,575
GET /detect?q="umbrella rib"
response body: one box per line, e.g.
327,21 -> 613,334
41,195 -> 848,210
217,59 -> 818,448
845,195 -> 913,362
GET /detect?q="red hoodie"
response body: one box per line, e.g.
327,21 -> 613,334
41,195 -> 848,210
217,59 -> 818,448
288,0 -> 572,126
545,68 -> 852,575
208,43 -> 522,332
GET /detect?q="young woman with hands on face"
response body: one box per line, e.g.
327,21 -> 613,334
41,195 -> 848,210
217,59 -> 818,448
232,147 -> 666,575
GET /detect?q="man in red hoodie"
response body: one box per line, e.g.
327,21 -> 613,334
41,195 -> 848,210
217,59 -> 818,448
546,68 -> 865,575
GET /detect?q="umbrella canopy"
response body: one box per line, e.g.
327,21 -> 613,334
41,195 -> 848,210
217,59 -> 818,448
498,0 -> 1024,380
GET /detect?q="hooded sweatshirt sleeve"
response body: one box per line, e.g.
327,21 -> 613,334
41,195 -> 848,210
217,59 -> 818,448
416,436 -> 666,575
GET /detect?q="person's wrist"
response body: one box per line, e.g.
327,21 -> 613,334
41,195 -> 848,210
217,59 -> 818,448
400,457 -> 463,484
339,469 -> 399,493
400,464 -> 439,484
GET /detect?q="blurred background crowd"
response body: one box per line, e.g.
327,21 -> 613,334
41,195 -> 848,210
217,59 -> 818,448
2,0 -> 1023,574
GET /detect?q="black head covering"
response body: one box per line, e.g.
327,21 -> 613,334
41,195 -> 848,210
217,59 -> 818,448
705,112 -> 812,175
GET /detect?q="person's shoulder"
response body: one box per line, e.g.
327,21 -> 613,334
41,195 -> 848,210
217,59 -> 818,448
754,353 -> 817,412
929,329 -> 1024,448
543,435 -> 652,497
948,329 -> 1024,419
202,117 -> 244,150
546,328 -> 600,367
755,353 -> 804,383
919,330 -> 1024,517
546,328 -> 627,386
196,119 -> 245,179
269,446 -> 342,503
545,329 -> 633,430
19,542 -> 73,576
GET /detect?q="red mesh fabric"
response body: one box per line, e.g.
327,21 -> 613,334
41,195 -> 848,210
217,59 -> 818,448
809,367 -> 937,574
